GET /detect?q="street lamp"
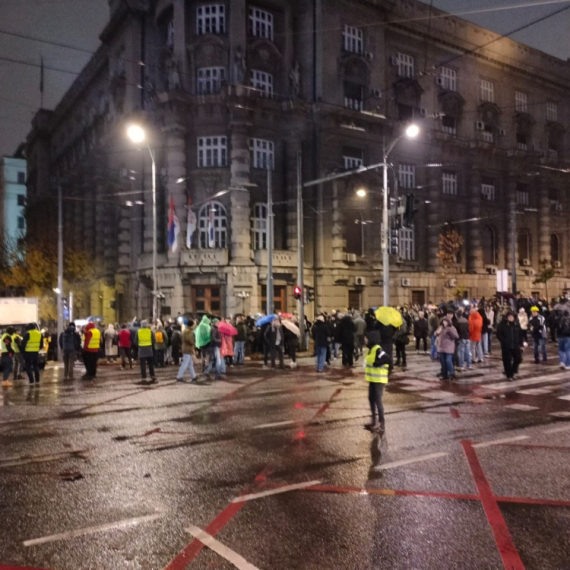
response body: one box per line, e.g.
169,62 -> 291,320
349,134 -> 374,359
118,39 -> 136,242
356,187 -> 367,198
127,124 -> 158,323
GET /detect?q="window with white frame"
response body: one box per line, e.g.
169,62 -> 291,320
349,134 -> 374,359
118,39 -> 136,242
515,91 -> 528,113
396,53 -> 415,78
516,187 -> 530,206
343,25 -> 363,54
199,201 -> 227,248
344,81 -> 363,110
250,138 -> 274,170
398,164 -> 416,189
343,147 -> 363,170
481,181 -> 496,201
197,136 -> 227,167
547,102 -> 558,122
399,227 -> 415,260
442,115 -> 457,135
480,80 -> 494,102
442,172 -> 457,196
197,4 -> 226,35
439,67 -> 457,91
482,123 -> 494,143
166,20 -> 175,47
249,7 -> 273,40
250,70 -> 273,97
197,67 -> 226,94
252,203 -> 268,250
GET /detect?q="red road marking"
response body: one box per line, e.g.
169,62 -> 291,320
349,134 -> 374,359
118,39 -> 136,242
462,440 -> 525,570
306,484 -> 479,501
450,408 -> 460,419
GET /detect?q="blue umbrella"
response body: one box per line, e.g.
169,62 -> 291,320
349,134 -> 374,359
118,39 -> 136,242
255,314 -> 277,327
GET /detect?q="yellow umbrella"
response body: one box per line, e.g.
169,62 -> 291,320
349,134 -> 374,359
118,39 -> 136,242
374,306 -> 403,328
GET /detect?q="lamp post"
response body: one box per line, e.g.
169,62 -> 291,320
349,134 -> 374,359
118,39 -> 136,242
127,125 -> 158,323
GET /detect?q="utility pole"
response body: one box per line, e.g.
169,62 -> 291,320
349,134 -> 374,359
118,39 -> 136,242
151,148 -> 158,323
296,152 -> 306,350
57,185 -> 63,361
267,167 -> 274,315
510,200 -> 517,296
382,138 -> 390,307
69,291 -> 73,323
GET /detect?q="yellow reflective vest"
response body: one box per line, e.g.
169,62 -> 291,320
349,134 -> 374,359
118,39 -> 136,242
138,328 -> 152,347
25,329 -> 42,353
11,334 -> 21,353
88,328 -> 101,350
365,345 -> 389,384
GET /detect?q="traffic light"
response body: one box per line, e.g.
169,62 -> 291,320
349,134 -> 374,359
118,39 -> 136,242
305,287 -> 315,305
390,228 -> 400,256
294,285 -> 302,300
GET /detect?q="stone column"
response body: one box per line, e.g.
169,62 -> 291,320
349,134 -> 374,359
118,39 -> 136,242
331,180 -> 345,264
229,122 -> 252,264
467,170 -> 483,273
426,169 -> 440,272
538,182 -> 550,265
172,0 -> 188,91
505,178 -> 517,271
285,137 -> 301,251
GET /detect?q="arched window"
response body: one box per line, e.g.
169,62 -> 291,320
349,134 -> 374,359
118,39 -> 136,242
517,230 -> 530,264
199,201 -> 227,249
483,225 -> 497,266
551,233 -> 560,263
252,203 -> 268,250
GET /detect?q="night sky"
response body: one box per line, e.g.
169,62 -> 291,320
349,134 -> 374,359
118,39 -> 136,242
0,0 -> 569,157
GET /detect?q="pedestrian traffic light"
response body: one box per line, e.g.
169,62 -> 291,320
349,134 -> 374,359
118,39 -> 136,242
294,286 -> 302,300
305,287 -> 315,305
390,228 -> 399,256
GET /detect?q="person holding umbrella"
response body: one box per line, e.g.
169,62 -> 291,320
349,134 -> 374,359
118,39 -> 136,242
265,317 -> 285,369
282,318 -> 300,369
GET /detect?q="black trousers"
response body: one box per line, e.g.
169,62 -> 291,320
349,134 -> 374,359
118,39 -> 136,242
270,345 -> 284,368
24,353 -> 40,384
368,382 -> 385,425
119,347 -> 132,368
501,347 -> 522,379
395,343 -> 407,366
139,356 -> 155,379
341,343 -> 354,366
83,352 -> 98,378
415,336 -> 427,351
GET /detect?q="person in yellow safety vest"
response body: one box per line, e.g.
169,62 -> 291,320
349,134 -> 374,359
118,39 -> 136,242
136,320 -> 156,384
82,322 -> 101,381
1,327 -> 16,387
364,331 -> 392,432
20,323 -> 42,385
11,330 -> 24,381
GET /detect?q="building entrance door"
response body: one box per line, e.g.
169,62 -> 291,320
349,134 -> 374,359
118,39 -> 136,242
348,290 -> 362,310
411,290 -> 426,305
193,286 -> 222,315
261,286 -> 287,313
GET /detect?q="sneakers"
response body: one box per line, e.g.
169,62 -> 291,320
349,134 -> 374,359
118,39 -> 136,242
1,380 -> 13,387
261,365 -> 269,370
560,363 -> 566,369
176,377 -> 186,383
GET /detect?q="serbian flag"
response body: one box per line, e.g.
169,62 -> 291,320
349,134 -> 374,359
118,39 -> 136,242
186,198 -> 197,249
207,202 -> 215,248
167,196 -> 180,252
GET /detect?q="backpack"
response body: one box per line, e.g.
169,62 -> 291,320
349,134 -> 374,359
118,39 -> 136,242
155,331 -> 164,344
556,312 -> 570,337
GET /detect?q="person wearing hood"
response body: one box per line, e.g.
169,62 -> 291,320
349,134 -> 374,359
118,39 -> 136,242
204,318 -> 223,380
436,317 -> 459,381
529,306 -> 547,364
82,322 -> 101,380
496,312 -> 523,380
135,320 -> 156,383
265,318 -> 285,369
59,323 -> 81,380
336,313 -> 356,367
393,320 -> 409,368
118,324 -> 133,369
104,324 -> 118,363
312,315 -> 330,372
364,331 -> 392,432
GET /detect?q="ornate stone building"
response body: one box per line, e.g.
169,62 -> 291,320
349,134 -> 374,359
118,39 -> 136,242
26,0 -> 570,322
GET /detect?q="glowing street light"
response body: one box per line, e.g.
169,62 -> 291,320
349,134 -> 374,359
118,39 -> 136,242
127,124 -> 146,144
405,124 -> 420,139
356,187 -> 367,198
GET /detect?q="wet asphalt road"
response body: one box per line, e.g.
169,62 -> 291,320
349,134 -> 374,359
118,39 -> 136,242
1,347 -> 570,570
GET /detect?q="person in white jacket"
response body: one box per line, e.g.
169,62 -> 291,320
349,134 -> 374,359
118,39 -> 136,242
518,308 -> 529,346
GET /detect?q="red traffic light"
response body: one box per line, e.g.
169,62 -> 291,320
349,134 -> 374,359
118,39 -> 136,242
294,286 -> 302,300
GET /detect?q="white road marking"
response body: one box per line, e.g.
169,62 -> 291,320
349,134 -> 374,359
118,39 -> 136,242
517,388 -> 552,395
544,424 -> 570,434
186,525 -> 261,570
473,435 -> 530,449
549,411 -> 570,418
24,513 -> 164,547
375,452 -> 448,471
419,391 -> 456,400
485,372 -> 569,391
400,386 -> 428,392
558,395 -> 570,401
0,449 -> 88,469
504,404 -> 540,411
232,480 -> 321,503
251,420 -> 297,430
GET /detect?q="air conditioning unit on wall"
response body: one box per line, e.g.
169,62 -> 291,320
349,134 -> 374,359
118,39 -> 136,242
354,276 -> 367,286
522,258 -> 531,267
554,261 -> 562,268
447,278 -> 457,287
401,278 -> 411,287
486,266 -> 497,275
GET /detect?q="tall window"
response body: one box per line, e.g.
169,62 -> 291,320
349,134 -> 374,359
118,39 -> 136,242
551,234 -> 560,263
439,67 -> 457,91
197,4 -> 226,34
343,147 -> 363,170
17,171 -> 26,184
442,115 -> 457,135
442,172 -> 457,196
480,80 -> 494,102
398,164 -> 415,189
250,138 -> 274,169
197,67 -> 226,94
252,203 -> 268,249
517,230 -> 530,264
199,202 -> 227,248
250,70 -> 273,97
197,136 -> 227,167
17,194 -> 25,206
396,53 -> 415,78
481,180 -> 495,201
516,183 -> 530,206
343,25 -> 363,54
399,228 -> 415,260
249,7 -> 273,40
17,216 -> 25,231
483,225 -> 497,266
166,20 -> 175,47
344,81 -> 363,110
546,102 -> 558,122
515,91 -> 528,113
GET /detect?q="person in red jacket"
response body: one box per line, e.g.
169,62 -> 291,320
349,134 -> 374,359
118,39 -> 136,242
468,306 -> 484,363
82,322 -> 101,380
118,324 -> 133,370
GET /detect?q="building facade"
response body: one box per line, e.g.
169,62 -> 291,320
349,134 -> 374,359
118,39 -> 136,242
26,0 -> 570,322
0,154 -> 27,246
